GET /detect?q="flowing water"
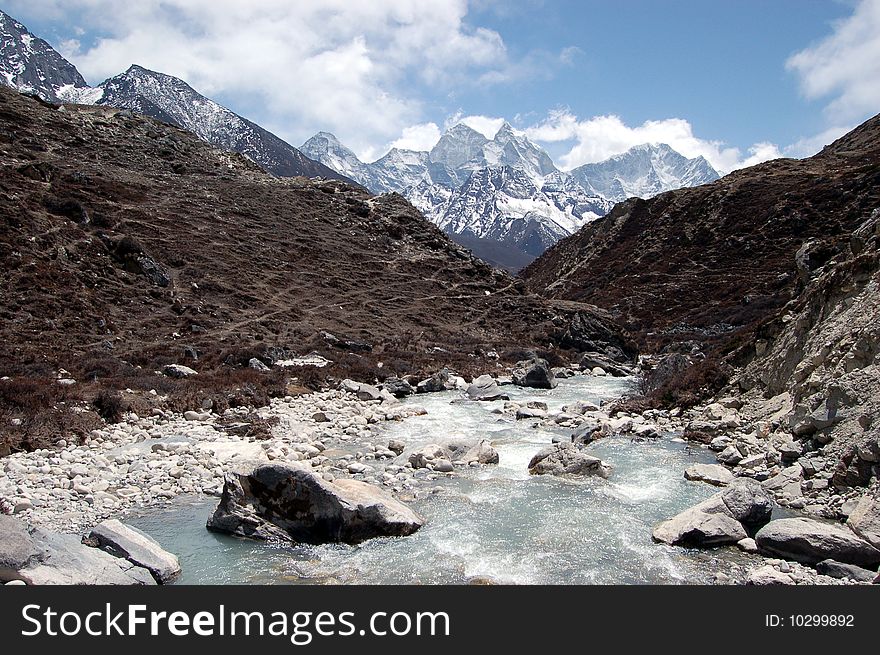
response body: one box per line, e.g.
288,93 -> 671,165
129,376 -> 739,584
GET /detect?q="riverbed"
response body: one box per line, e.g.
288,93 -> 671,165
128,375 -> 744,584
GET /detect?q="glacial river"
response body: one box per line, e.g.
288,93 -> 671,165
129,376 -> 741,584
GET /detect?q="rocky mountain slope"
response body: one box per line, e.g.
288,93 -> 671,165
94,65 -> 349,181
0,10 -> 345,182
523,114 -> 880,355
0,85 -> 630,451
525,112 -> 880,524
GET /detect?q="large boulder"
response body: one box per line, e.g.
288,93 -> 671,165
512,358 -> 557,390
755,517 -> 880,567
15,530 -> 155,585
652,478 -> 773,547
416,370 -> 450,394
84,519 -> 181,584
684,463 -> 734,487
206,462 -> 424,544
383,377 -> 415,398
445,439 -> 499,465
815,559 -> 877,583
0,516 -> 47,581
466,375 -> 509,401
846,495 -> 880,550
652,495 -> 748,547
162,364 -> 198,379
720,477 -> 773,529
527,442 -> 611,478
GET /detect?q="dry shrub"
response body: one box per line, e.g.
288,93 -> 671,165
92,389 -> 126,423
649,358 -> 731,408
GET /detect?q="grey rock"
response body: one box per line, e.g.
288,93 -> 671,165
684,463 -> 734,487
382,377 -> 415,398
416,370 -> 450,394
755,517 -> 880,566
17,530 -> 155,585
516,407 -> 547,420
717,444 -> 744,466
207,462 -> 424,544
84,519 -> 180,584
408,444 -> 446,469
846,495 -> 880,550
0,516 -> 47,582
721,478 -> 773,528
512,358 -> 557,389
163,364 -> 198,378
387,439 -> 406,455
466,375 -> 509,401
815,559 -> 877,582
746,565 -> 794,586
527,442 -> 611,478
652,495 -> 748,547
248,357 -> 269,371
652,478 -> 772,548
432,459 -> 454,473
462,439 -> 499,465
355,383 -> 382,402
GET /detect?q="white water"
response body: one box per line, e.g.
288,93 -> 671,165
129,376 -> 736,584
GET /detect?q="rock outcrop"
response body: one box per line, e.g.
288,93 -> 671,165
512,358 -> 557,389
652,478 -> 773,547
84,519 -> 181,584
527,442 -> 611,478
206,462 -> 424,544
755,517 -> 880,567
0,516 -> 158,585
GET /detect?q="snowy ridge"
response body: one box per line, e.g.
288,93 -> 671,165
0,10 -> 92,103
96,66 -> 347,180
0,9 -> 347,182
570,142 -> 719,202
302,123 -> 615,268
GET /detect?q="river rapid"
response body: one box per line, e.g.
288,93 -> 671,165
124,375 -> 754,584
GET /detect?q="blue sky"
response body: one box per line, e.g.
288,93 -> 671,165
4,0 -> 879,171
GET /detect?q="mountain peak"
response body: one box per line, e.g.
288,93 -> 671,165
0,9 -> 90,102
570,142 -> 720,202
444,122 -> 486,139
495,122 -> 516,139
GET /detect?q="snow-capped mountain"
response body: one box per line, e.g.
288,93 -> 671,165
0,9 -> 98,104
302,123 -> 612,269
0,10 -> 345,182
570,143 -> 719,202
429,122 -> 557,186
94,65 -> 348,180
299,131 -> 374,185
436,167 -> 612,256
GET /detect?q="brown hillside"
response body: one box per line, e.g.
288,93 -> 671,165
522,113 -> 880,356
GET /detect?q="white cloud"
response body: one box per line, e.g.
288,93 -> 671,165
525,110 -> 780,173
786,0 -> 880,124
389,122 -> 442,152
8,0 -> 515,157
